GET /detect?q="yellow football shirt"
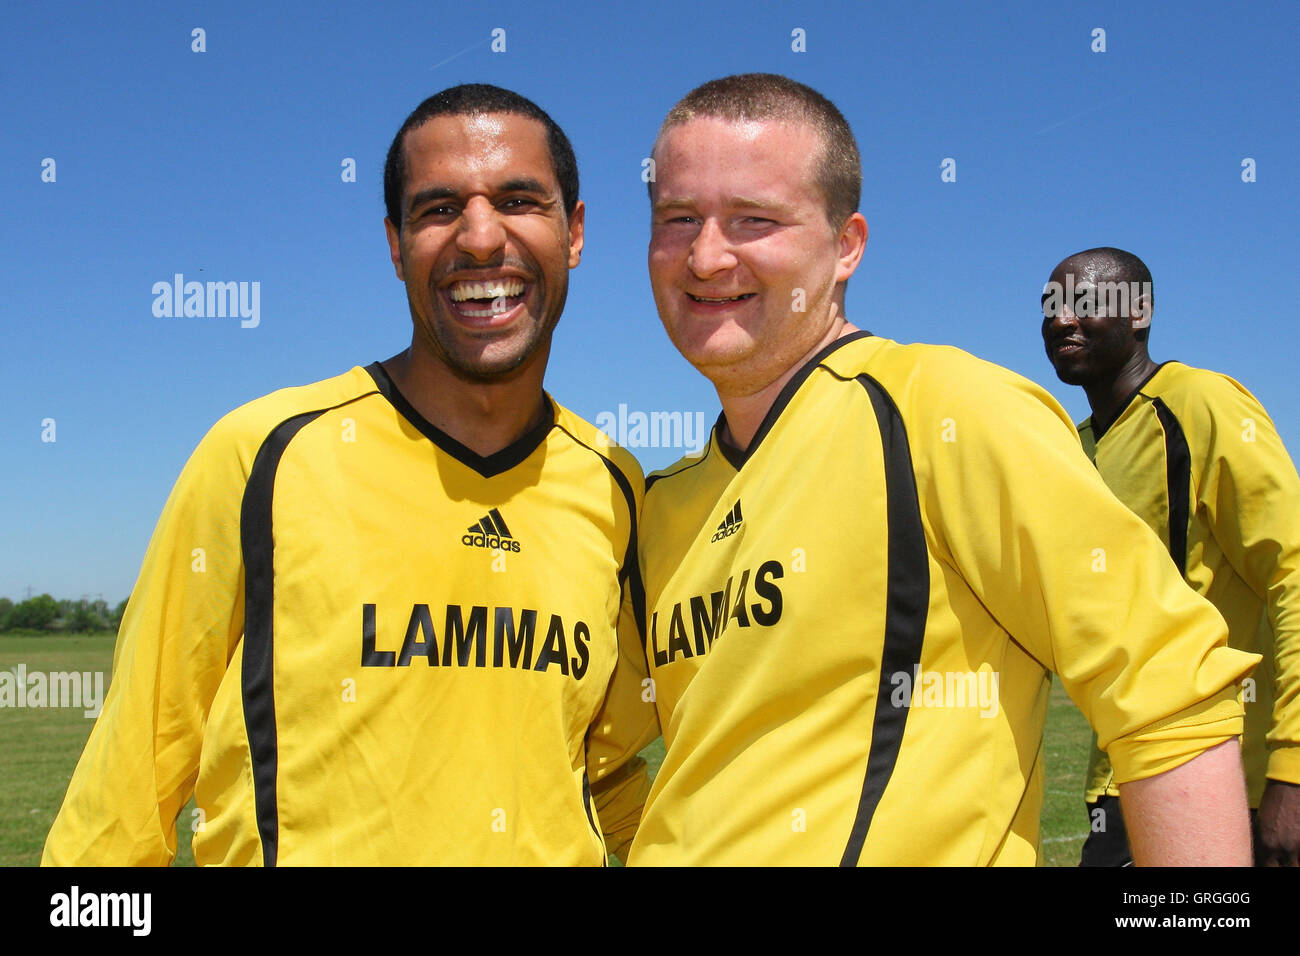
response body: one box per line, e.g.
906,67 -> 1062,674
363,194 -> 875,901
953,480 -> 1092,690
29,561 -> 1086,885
43,363 -> 658,866
1079,362 -> 1300,806
629,332 -> 1256,866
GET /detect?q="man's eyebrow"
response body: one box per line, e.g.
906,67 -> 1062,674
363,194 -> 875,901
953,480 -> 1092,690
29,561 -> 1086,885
499,177 -> 551,195
652,196 -> 795,215
730,196 -> 793,213
407,185 -> 458,211
407,179 -> 554,213
653,197 -> 696,214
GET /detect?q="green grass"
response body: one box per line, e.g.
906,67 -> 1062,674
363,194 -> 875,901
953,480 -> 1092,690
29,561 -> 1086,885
2,634 -> 1091,866
0,634 -> 196,867
1042,677 -> 1092,866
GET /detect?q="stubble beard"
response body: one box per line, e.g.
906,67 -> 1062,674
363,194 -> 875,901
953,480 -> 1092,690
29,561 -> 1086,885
411,280 -> 566,383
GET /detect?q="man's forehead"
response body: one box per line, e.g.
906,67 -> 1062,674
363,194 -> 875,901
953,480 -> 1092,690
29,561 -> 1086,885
657,114 -> 818,153
653,115 -> 821,198
1052,255 -> 1122,285
402,112 -> 553,187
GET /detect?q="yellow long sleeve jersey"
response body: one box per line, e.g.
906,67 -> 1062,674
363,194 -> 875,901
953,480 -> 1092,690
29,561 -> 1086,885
1080,361 -> 1300,806
629,333 -> 1256,866
43,363 -> 659,866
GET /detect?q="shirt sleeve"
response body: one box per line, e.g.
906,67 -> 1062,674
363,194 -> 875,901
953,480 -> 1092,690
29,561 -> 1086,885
41,419 -> 250,866
585,464 -> 661,864
1186,376 -> 1300,784
912,351 -> 1258,786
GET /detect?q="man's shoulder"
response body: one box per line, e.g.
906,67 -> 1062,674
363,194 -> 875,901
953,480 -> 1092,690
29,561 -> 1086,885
1150,362 -> 1262,410
200,365 -> 380,456
644,444 -> 715,495
818,334 -> 1073,427
549,401 -> 646,497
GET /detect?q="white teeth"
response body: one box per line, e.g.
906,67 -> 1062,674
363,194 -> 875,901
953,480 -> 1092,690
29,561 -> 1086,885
690,293 -> 751,303
449,278 -> 525,302
456,299 -> 516,317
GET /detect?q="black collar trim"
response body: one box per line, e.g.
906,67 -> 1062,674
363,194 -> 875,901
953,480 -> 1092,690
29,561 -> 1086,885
1093,361 -> 1172,440
715,330 -> 875,469
363,361 -> 555,478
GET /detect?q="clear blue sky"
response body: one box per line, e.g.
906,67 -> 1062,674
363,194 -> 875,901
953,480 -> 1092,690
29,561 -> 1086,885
3,0 -> 1297,602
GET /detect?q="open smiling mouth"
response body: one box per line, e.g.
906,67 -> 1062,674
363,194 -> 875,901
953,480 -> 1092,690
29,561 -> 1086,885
686,293 -> 756,304
447,278 -> 529,318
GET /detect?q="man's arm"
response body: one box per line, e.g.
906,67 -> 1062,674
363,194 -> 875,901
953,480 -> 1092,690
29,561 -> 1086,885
1190,377 -> 1300,860
42,419 -> 248,865
1121,739 -> 1252,866
1256,780 -> 1300,866
913,351 -> 1257,863
586,558 -> 661,864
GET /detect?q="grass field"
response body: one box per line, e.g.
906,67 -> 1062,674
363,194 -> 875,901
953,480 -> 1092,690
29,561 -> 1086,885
1,633 -> 1090,866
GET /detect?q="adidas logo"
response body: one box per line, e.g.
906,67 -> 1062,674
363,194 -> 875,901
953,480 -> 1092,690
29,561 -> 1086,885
462,507 -> 522,552
709,500 -> 743,542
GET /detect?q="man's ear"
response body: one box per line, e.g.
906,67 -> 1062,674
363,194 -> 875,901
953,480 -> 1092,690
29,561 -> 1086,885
384,217 -> 405,281
1131,289 -> 1152,330
835,212 -> 868,284
567,200 -> 586,269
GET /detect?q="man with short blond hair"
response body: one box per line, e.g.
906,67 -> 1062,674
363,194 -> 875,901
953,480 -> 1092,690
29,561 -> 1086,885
629,73 -> 1257,867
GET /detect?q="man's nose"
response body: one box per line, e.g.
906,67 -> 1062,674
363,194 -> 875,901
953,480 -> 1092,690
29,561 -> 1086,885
1043,301 -> 1078,335
457,197 -> 507,261
688,219 -> 737,278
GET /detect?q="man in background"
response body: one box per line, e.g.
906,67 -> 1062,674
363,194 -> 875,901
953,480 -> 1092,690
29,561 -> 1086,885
1043,246 -> 1300,866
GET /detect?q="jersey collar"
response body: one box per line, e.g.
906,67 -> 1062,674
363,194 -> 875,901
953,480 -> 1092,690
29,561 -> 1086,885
1091,361 -> 1177,440
363,361 -> 556,478
715,329 -> 875,470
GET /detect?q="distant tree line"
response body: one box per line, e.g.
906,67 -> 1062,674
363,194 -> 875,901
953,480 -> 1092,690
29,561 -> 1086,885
0,594 -> 128,634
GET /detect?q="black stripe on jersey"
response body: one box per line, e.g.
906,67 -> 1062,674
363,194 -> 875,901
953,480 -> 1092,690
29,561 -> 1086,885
645,440 -> 714,492
554,424 -> 646,645
715,330 -> 875,470
1093,362 -> 1171,440
364,362 -> 555,478
1150,397 -> 1192,577
840,374 -> 930,867
241,393 -> 375,868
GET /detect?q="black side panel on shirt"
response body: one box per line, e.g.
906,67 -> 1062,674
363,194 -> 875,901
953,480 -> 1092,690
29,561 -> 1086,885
840,375 -> 931,866
241,395 -> 373,867
1150,397 -> 1192,577
555,424 -> 646,644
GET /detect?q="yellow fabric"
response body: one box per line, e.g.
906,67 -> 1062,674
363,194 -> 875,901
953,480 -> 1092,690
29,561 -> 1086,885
629,334 -> 1256,866
43,364 -> 658,866
1080,362 -> 1300,806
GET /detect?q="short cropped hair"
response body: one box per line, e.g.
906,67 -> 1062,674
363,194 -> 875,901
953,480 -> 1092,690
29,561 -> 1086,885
384,84 -> 579,228
652,73 -> 862,229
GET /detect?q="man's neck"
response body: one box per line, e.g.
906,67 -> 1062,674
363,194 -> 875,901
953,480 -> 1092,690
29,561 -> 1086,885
381,341 -> 550,458
718,320 -> 857,454
1085,350 -> 1160,433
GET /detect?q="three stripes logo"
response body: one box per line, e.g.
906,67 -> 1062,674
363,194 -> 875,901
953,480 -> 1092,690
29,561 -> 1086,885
462,507 -> 522,552
710,499 -> 743,542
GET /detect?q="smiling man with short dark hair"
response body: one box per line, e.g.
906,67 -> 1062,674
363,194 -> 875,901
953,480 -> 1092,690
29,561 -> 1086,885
43,84 -> 657,866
